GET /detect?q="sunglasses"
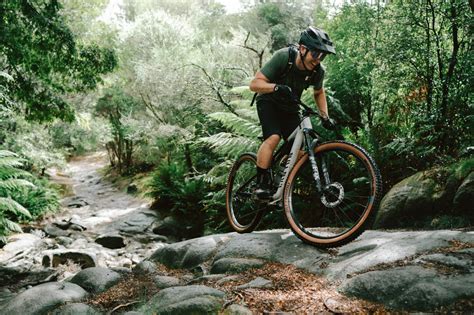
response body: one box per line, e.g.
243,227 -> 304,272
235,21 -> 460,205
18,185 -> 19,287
310,50 -> 327,61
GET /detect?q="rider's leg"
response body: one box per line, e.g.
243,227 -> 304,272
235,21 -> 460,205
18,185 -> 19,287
255,99 -> 283,199
257,134 -> 280,168
256,134 -> 280,199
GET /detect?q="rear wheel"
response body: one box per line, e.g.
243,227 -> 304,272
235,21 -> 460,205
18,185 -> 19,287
283,141 -> 382,247
226,153 -> 264,233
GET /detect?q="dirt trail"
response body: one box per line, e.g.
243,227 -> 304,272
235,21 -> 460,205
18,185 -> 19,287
46,152 -> 149,233
40,152 -> 163,268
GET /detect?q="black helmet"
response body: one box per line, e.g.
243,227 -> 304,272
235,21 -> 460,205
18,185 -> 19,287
299,26 -> 336,55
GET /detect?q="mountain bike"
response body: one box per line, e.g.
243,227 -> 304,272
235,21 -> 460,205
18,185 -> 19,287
225,99 -> 382,248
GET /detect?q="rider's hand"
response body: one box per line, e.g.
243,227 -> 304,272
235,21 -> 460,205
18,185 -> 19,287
321,116 -> 337,130
273,84 -> 295,101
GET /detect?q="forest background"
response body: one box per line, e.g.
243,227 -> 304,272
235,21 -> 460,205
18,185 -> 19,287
0,0 -> 472,242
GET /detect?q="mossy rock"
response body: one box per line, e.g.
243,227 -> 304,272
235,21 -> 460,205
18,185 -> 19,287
374,158 -> 473,228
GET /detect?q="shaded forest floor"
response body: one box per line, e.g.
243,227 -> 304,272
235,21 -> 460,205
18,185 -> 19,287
89,262 -> 388,314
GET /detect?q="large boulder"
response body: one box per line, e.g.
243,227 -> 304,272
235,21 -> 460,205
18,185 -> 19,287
213,231 -> 329,268
117,209 -> 158,234
210,257 -> 265,274
375,160 -> 473,228
3,282 -> 88,315
149,234 -> 229,269
141,285 -> 225,314
42,249 -> 97,268
0,233 -> 44,265
453,171 -> 474,213
340,265 -> 474,311
70,267 -> 122,294
320,230 -> 473,280
95,234 -> 126,249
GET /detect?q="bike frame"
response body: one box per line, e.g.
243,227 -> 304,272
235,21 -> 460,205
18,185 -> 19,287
269,113 -> 329,204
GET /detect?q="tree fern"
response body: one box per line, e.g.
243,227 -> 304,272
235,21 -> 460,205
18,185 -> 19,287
0,150 -> 31,180
234,108 -> 259,122
199,132 -> 259,158
0,217 -> 22,244
0,179 -> 35,192
0,150 -> 36,242
199,160 -> 233,186
207,112 -> 261,137
0,197 -> 32,218
0,156 -> 25,170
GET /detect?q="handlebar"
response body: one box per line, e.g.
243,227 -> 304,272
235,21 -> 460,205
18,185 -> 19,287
294,99 -> 325,120
295,98 -> 344,140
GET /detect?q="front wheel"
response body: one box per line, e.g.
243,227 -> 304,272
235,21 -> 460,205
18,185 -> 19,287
226,153 -> 264,233
283,141 -> 382,248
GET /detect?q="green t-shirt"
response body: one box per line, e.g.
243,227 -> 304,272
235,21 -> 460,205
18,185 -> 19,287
257,47 -> 325,102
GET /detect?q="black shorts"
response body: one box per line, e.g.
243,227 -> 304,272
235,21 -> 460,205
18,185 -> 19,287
256,99 -> 301,140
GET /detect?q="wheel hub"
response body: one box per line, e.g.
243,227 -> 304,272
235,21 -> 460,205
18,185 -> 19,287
321,182 -> 344,208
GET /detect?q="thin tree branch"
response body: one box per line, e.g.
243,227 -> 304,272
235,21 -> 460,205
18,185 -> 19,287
239,31 -> 266,68
139,92 -> 165,124
223,67 -> 250,77
187,63 -> 238,116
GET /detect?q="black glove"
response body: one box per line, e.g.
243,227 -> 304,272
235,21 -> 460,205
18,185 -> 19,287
273,84 -> 295,101
321,116 -> 337,130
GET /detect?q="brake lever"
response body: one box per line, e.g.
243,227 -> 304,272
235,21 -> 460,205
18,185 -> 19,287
296,98 -> 345,140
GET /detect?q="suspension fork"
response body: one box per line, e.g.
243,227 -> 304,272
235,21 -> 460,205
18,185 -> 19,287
303,129 -> 322,193
303,129 -> 331,192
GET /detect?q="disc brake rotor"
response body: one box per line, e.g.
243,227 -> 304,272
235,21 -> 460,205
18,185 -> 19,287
321,182 -> 344,208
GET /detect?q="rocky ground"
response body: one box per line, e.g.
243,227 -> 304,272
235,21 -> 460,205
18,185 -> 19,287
0,153 -> 472,314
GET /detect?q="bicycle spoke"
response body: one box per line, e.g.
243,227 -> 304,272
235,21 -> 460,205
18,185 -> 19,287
285,141 -> 382,247
226,154 -> 264,233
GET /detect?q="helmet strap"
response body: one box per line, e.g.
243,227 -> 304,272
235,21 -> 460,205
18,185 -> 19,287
299,49 -> 311,71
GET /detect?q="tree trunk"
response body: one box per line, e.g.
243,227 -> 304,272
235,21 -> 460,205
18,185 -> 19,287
424,1 -> 434,113
441,1 -> 460,119
439,0 -> 460,153
184,143 -> 194,175
124,139 -> 133,171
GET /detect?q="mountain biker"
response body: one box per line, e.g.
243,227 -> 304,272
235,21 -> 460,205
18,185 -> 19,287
249,26 -> 336,199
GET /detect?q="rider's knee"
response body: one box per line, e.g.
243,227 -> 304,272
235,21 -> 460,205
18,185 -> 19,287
264,134 -> 281,149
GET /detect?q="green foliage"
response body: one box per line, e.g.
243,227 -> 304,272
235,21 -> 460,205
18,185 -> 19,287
0,113 -> 66,172
148,162 -> 207,235
256,2 -> 309,51
50,113 -> 112,155
0,0 -> 117,122
202,189 -> 229,235
324,3 -> 377,125
451,158 -> 474,180
0,150 -> 60,242
8,177 -> 60,220
429,215 -> 472,229
95,87 -> 145,173
0,150 -> 58,242
199,112 -> 260,160
321,0 -> 472,187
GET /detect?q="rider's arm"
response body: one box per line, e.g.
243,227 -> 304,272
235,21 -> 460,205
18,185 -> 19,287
249,71 -> 277,94
314,87 -> 329,119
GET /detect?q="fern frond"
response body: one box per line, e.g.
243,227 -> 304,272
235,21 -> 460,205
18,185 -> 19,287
208,112 -> 261,137
0,166 -> 33,180
235,108 -> 259,121
229,86 -> 254,99
0,156 -> 25,169
0,217 -> 22,233
0,150 -> 18,158
200,132 -> 258,158
0,197 -> 32,218
229,99 -> 257,111
201,160 -> 233,186
0,179 -> 35,191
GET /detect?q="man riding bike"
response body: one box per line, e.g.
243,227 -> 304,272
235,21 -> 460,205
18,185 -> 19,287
249,26 -> 336,199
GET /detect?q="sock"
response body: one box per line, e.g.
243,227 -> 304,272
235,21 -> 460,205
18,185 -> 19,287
257,166 -> 269,176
